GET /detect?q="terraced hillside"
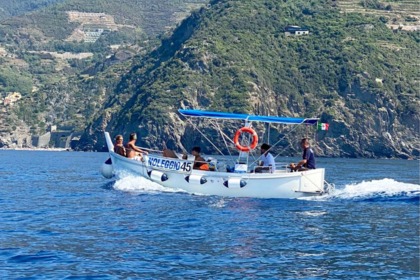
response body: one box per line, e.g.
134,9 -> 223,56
0,0 -> 208,148
0,0 -> 65,20
336,0 -> 419,30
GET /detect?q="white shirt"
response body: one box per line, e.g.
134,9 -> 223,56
260,152 -> 276,173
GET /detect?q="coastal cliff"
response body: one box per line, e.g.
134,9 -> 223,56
0,0 -> 418,158
77,0 -> 419,159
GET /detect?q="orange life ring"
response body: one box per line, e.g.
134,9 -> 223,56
233,127 -> 258,152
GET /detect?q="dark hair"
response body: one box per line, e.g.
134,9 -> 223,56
301,138 -> 308,144
261,143 -> 271,150
191,146 -> 201,153
129,133 -> 137,141
115,135 -> 123,141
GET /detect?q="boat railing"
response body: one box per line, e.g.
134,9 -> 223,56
276,162 -> 291,173
249,162 -> 290,173
250,165 -> 272,173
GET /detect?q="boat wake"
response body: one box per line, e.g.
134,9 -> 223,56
311,178 -> 420,203
111,174 -> 419,203
112,174 -> 187,195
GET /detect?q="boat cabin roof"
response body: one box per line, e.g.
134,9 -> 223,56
178,109 -> 318,125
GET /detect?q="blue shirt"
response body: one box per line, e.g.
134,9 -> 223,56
302,148 -> 316,169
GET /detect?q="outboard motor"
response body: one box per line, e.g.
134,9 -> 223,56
100,158 -> 114,179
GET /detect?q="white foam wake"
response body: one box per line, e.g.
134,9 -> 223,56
329,178 -> 420,200
113,174 -> 187,195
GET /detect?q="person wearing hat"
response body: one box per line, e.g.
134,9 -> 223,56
125,132 -> 148,160
255,143 -> 276,173
113,135 -> 126,157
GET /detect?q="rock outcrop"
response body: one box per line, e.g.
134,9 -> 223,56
75,1 -> 419,159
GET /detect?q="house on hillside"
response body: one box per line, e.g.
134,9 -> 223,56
284,25 -> 309,36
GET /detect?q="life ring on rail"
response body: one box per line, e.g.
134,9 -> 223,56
233,127 -> 258,152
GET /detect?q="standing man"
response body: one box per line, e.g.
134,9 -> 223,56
290,138 -> 316,171
125,132 -> 148,160
255,143 -> 276,173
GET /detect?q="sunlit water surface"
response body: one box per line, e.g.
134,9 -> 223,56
0,151 -> 419,279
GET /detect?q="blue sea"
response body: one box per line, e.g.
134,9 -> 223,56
0,150 -> 419,279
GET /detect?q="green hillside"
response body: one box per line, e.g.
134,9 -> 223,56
0,0 -> 207,140
1,0 -> 208,42
0,0 -> 65,20
81,0 -> 419,158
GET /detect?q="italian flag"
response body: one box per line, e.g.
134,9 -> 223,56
318,122 -> 329,131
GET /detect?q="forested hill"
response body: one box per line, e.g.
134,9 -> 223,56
0,0 -> 208,40
0,0 -> 65,20
0,0 -> 208,149
80,0 -> 419,159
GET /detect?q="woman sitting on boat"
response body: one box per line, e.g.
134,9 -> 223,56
113,135 -> 126,157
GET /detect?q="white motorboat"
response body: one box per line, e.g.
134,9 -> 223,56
101,109 -> 332,199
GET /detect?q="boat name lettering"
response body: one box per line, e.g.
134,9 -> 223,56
148,157 -> 192,172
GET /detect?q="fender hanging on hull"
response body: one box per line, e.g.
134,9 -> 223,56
101,158 -> 114,179
223,178 -> 247,189
185,174 -> 207,185
148,170 -> 169,182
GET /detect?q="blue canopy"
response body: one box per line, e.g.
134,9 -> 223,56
178,109 -> 318,125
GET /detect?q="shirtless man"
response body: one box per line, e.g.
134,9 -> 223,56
125,133 -> 148,160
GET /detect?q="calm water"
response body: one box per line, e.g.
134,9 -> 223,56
0,150 -> 419,279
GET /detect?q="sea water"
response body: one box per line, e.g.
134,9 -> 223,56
0,150 -> 419,279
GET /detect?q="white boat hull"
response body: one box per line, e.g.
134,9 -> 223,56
104,132 -> 327,199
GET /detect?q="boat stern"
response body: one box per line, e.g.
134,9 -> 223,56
294,168 -> 326,195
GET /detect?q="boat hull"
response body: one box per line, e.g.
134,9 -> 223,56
104,133 -> 326,198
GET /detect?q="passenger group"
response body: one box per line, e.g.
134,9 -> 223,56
113,133 -> 148,161
114,133 -> 315,173
113,133 -> 209,170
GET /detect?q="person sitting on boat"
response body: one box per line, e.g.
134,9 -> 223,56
255,143 -> 276,173
162,141 -> 179,159
113,135 -> 126,157
182,146 -> 209,171
290,138 -> 316,171
125,132 -> 148,161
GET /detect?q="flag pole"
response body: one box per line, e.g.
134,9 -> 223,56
315,121 -> 318,152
